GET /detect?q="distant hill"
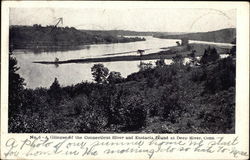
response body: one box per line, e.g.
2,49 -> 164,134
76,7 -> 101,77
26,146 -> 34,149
154,28 -> 236,43
80,29 -> 186,37
9,25 -> 145,50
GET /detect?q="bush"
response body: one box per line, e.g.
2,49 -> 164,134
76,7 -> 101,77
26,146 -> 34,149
64,94 -> 89,115
72,93 -> 109,133
138,62 -> 153,71
159,84 -> 181,123
197,88 -> 235,133
204,57 -> 235,93
9,114 -> 49,133
190,68 -> 204,82
155,58 -> 165,67
107,71 -> 124,84
172,54 -> 184,65
119,93 -> 147,131
74,112 -> 108,133
109,88 -> 147,131
200,46 -> 220,65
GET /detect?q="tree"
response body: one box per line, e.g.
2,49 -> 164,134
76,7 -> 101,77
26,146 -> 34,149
200,46 -> 220,65
49,78 -> 61,91
91,64 -> 109,84
209,47 -> 220,62
48,78 -> 62,105
9,52 -> 25,118
107,71 -> 123,84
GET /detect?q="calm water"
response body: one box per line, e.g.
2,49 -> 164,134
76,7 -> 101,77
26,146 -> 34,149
13,37 -> 233,88
13,37 -> 177,88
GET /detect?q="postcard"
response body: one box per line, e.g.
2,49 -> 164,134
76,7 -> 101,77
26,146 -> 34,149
1,1 -> 249,159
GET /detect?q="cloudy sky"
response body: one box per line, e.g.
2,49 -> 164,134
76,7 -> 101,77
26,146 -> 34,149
10,7 -> 236,32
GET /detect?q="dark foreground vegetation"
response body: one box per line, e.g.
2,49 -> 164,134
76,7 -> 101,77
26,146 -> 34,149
10,25 -> 145,51
9,45 -> 236,133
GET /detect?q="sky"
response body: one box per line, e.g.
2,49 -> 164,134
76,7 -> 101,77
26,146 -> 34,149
9,8 -> 236,33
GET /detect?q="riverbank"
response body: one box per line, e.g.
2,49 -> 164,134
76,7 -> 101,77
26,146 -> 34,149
33,43 -> 232,64
10,25 -> 145,51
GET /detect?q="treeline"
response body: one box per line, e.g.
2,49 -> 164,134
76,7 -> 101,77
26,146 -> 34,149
80,30 -> 184,37
9,45 -> 236,133
9,25 -> 145,50
154,28 -> 236,43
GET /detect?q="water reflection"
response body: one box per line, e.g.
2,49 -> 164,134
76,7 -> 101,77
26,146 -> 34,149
21,45 -> 92,54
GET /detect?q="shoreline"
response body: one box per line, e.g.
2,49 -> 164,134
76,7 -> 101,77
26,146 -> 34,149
12,39 -> 146,53
33,50 -> 175,64
33,43 -> 232,65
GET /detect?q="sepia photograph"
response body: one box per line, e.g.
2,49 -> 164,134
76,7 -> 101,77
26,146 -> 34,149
7,5 -> 237,134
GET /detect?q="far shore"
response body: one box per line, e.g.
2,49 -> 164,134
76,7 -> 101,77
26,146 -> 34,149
33,43 -> 232,65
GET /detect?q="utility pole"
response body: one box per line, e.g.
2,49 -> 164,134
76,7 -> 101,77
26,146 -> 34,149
50,17 -> 63,33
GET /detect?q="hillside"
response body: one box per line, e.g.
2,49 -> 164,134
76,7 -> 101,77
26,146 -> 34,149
9,25 -> 145,50
154,28 -> 236,43
80,29 -> 186,37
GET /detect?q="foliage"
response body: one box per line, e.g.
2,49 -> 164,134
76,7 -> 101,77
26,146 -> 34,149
91,64 -> 109,84
155,58 -> 166,67
200,46 -> 220,64
187,50 -> 199,66
48,78 -> 63,105
172,54 -> 184,65
204,57 -> 235,93
138,62 -> 153,71
107,71 -> 124,84
8,52 -> 26,132
70,94 -> 89,115
108,88 -> 147,131
69,94 -> 108,133
229,46 -> 236,57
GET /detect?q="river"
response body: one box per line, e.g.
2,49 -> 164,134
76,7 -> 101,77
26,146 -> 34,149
12,36 -> 233,88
